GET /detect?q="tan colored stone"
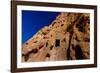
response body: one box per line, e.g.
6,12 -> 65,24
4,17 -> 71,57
22,12 -> 90,62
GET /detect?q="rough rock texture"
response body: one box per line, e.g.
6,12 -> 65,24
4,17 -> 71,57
22,12 -> 90,62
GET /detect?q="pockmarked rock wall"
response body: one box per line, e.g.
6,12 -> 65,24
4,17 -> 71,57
22,12 -> 90,62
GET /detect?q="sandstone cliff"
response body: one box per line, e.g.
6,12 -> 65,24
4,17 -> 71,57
22,12 -> 90,62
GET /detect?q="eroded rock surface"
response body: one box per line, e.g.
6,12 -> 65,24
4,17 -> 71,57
22,12 -> 90,62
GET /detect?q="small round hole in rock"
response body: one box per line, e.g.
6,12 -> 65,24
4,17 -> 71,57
32,49 -> 38,53
46,53 -> 50,57
50,45 -> 53,50
61,24 -> 64,26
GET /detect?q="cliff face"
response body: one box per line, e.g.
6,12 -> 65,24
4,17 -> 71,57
22,12 -> 90,62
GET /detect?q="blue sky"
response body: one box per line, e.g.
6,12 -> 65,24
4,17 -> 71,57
22,10 -> 60,43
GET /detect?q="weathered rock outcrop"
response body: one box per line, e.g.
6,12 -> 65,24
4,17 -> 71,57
22,12 -> 90,62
